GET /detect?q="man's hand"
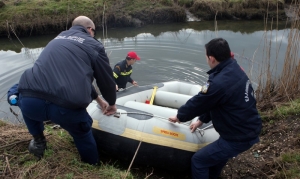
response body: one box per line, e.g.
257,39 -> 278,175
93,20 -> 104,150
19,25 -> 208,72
169,116 -> 180,123
104,104 -> 117,115
95,96 -> 117,115
95,96 -> 108,112
190,120 -> 203,133
132,81 -> 138,86
116,85 -> 119,91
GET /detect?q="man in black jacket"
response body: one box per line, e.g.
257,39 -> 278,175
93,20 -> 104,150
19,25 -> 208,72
113,51 -> 140,91
18,16 -> 117,165
169,38 -> 261,179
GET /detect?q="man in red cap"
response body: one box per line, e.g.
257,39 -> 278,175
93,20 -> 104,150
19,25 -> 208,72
113,51 -> 140,91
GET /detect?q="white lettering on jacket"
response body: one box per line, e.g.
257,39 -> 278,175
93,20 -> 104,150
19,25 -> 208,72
245,80 -> 250,102
55,35 -> 85,43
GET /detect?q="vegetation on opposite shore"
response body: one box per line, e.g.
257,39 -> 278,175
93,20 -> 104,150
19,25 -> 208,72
0,0 -> 293,37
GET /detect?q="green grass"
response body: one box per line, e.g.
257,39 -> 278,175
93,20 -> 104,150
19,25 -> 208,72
0,0 -> 170,36
260,99 -> 300,122
274,99 -> 300,117
0,122 -> 136,179
281,152 -> 300,163
0,0 -> 289,36
0,0 -> 287,24
275,151 -> 300,178
194,0 -> 284,2
0,0 -> 159,23
0,120 -> 6,127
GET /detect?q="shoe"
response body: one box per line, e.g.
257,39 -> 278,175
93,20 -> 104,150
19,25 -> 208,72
28,133 -> 47,159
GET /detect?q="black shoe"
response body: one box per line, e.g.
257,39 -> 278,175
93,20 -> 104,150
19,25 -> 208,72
28,133 -> 47,159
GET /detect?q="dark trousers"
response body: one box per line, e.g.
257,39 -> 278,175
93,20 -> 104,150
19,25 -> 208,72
19,95 -> 99,165
191,137 -> 258,179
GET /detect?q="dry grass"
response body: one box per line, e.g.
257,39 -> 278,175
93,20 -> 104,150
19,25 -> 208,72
0,122 -> 136,179
255,0 -> 300,111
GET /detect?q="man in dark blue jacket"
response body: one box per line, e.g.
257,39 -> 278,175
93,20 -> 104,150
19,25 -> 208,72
169,38 -> 261,179
18,16 -> 117,165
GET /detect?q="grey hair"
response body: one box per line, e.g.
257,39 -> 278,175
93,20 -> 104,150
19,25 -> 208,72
72,16 -> 94,28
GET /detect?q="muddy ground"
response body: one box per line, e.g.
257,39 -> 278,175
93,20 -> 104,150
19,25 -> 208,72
220,116 -> 300,179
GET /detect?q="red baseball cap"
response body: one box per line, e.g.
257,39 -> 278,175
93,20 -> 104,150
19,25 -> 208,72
127,51 -> 140,60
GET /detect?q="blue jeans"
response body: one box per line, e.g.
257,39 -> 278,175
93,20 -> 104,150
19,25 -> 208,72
19,95 -> 99,165
191,137 -> 259,179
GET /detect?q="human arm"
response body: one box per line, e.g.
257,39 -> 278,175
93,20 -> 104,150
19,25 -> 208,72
93,46 -> 116,106
190,119 -> 204,133
113,66 -> 120,91
169,114 -> 209,132
199,112 -> 212,123
132,80 -> 138,86
103,104 -> 117,115
168,116 -> 180,123
95,95 -> 108,111
128,76 -> 134,84
91,85 -> 98,99
113,65 -> 121,91
113,65 -> 121,80
175,95 -> 211,122
95,95 -> 117,115
93,38 -> 111,64
127,73 -> 138,86
176,81 -> 223,122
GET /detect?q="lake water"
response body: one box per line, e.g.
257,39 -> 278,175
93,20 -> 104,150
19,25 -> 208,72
0,20 -> 291,123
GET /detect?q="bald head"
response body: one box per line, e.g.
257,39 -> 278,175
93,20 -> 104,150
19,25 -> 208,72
72,16 -> 95,29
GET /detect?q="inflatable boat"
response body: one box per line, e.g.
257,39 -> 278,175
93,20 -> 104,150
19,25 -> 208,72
87,81 -> 219,171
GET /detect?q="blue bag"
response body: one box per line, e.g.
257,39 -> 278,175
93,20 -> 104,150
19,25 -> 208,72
7,84 -> 19,106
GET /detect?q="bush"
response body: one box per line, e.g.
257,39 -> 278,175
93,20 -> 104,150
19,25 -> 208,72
160,0 -> 173,6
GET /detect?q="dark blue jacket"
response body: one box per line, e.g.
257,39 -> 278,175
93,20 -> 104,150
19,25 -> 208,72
18,25 -> 116,109
113,60 -> 134,89
177,59 -> 261,142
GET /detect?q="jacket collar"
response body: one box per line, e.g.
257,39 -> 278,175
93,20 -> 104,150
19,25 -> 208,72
122,59 -> 131,68
69,25 -> 89,34
207,58 -> 235,75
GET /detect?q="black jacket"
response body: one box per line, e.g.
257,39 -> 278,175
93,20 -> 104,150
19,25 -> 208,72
177,59 -> 261,142
18,25 -> 116,109
113,59 -> 134,89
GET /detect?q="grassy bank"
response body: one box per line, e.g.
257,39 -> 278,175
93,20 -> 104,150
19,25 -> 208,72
189,0 -> 287,20
0,120 -> 138,179
0,0 -> 186,37
0,0 -> 291,37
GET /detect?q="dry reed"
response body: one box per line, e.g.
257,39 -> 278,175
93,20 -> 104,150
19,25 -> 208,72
256,0 -> 300,110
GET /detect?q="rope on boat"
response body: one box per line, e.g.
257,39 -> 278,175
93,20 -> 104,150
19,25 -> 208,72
114,111 -> 213,136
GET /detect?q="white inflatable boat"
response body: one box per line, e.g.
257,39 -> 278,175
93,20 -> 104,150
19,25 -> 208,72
87,81 -> 219,171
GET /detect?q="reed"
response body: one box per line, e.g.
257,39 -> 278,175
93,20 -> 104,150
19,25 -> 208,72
255,0 -> 300,111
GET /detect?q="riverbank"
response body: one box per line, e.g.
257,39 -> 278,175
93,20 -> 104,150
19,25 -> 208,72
1,98 -> 300,178
0,0 -> 293,37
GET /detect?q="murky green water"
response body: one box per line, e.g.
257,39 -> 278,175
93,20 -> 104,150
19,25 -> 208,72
0,20 -> 291,122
